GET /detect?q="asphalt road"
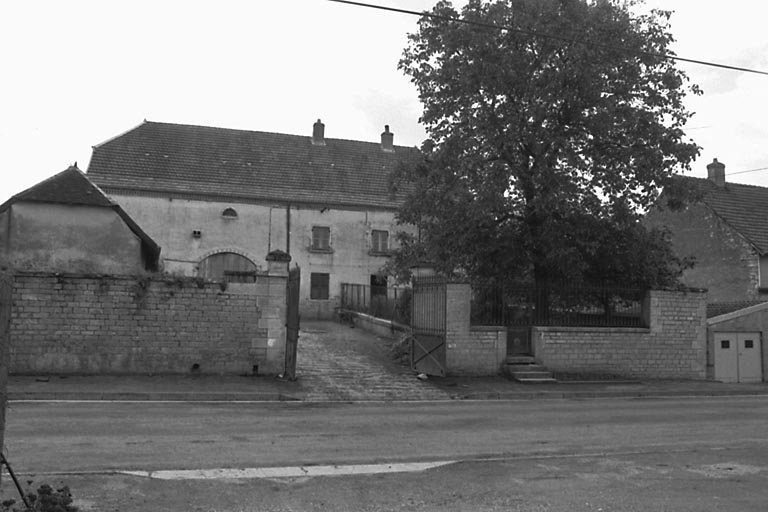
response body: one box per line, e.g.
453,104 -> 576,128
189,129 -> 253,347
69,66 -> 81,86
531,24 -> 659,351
4,396 -> 768,473
3,397 -> 768,511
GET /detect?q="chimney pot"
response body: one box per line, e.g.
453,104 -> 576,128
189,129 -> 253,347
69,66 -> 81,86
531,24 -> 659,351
381,125 -> 394,152
312,119 -> 325,146
707,158 -> 725,186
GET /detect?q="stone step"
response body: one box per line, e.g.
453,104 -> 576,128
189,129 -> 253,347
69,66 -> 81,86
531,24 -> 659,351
516,377 -> 558,384
503,358 -> 558,383
511,370 -> 554,380
506,364 -> 548,372
506,356 -> 537,365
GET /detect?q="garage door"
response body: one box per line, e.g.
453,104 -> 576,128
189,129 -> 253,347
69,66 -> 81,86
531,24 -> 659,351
714,332 -> 763,383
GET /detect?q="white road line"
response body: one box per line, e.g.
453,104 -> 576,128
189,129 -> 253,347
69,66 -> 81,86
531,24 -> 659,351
120,461 -> 457,480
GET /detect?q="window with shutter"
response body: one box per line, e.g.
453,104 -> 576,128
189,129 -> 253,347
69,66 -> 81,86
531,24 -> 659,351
311,226 -> 331,251
371,230 -> 389,254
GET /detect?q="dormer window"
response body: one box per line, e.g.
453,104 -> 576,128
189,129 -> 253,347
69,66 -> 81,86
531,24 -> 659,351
222,207 -> 238,219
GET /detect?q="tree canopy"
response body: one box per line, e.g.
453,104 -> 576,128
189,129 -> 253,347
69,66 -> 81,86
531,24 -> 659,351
390,0 -> 700,288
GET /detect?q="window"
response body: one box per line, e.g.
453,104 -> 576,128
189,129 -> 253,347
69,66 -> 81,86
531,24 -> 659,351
310,273 -> 330,300
760,255 -> 768,289
371,230 -> 389,254
222,207 -> 238,218
371,274 -> 387,299
311,226 -> 331,251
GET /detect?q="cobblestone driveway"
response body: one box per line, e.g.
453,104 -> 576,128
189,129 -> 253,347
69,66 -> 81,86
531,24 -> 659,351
296,320 -> 450,401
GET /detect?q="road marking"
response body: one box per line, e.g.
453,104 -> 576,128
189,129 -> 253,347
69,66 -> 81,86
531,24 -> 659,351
120,461 -> 456,480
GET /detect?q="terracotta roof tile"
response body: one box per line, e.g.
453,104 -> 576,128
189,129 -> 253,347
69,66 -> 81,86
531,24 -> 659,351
87,121 -> 421,209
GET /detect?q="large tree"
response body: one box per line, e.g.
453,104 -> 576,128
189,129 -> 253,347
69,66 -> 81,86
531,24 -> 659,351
390,0 -> 699,288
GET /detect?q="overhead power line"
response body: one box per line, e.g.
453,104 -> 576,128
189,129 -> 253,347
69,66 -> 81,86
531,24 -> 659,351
326,0 -> 768,77
729,166 -> 768,176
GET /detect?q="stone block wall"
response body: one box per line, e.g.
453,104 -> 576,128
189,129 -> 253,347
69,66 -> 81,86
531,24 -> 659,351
9,271 -> 288,375
532,290 -> 707,379
421,283 -> 707,378
445,283 -> 507,375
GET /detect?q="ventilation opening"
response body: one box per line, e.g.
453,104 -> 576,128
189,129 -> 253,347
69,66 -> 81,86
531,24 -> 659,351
191,363 -> 201,374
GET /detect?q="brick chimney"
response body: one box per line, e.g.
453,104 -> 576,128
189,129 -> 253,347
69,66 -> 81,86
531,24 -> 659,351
381,125 -> 394,152
312,119 -> 325,146
707,158 -> 725,186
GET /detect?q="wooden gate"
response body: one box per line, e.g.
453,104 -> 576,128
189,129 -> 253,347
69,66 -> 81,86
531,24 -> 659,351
410,276 -> 447,376
284,266 -> 300,380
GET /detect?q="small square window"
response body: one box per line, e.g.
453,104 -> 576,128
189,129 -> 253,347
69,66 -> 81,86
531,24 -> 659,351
311,226 -> 331,251
371,230 -> 389,254
310,273 -> 330,300
721,340 -> 730,349
745,339 -> 754,349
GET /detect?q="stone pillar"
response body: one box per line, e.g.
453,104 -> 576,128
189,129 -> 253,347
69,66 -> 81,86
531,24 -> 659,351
266,250 -> 291,277
410,262 -> 436,279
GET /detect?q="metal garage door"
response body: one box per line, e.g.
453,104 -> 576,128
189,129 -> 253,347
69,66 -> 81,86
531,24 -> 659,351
714,332 -> 763,383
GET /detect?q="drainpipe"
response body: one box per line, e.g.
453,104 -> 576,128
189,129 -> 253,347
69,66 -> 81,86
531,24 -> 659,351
286,203 -> 291,255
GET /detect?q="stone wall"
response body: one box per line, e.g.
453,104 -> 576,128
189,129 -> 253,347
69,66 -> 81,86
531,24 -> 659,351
109,193 -> 410,319
445,283 -> 507,376
9,271 -> 288,375
421,283 -> 707,378
532,290 -> 708,379
646,202 -> 761,302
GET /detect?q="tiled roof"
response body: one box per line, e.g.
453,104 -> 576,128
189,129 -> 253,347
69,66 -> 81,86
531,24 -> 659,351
707,300 -> 768,318
688,176 -> 768,254
7,165 -> 113,208
87,121 -> 421,209
0,166 -> 161,269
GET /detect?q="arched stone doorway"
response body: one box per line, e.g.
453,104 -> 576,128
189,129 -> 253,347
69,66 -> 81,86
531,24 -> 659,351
198,251 -> 258,282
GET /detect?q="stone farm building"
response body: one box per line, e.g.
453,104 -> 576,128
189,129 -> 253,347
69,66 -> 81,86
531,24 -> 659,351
647,159 -> 768,303
87,120 -> 419,318
0,165 -> 160,274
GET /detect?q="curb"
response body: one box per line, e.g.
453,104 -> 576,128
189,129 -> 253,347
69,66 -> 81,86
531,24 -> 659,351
8,392 -> 303,402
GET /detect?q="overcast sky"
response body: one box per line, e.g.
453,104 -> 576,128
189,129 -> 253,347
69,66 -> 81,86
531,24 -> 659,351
2,0 -> 767,203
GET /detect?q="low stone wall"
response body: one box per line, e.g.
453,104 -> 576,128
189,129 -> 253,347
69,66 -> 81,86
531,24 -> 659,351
10,271 -> 288,375
532,290 -> 707,379
350,311 -> 409,339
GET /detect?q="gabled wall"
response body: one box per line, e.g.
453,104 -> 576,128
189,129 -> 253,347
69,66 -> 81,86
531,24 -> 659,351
1,202 -> 145,274
646,202 -> 760,302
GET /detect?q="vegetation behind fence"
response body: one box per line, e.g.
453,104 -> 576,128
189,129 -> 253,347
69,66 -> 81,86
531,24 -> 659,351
471,283 -> 647,328
341,283 -> 411,325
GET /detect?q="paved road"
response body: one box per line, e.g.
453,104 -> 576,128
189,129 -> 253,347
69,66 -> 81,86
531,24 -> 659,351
4,397 -> 768,511
4,396 -> 768,474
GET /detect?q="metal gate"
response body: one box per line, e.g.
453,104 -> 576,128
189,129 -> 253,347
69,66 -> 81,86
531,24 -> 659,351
284,266 -> 300,380
410,276 -> 447,376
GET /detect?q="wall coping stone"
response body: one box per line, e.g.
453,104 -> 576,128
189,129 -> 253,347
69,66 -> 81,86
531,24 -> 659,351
534,326 -> 650,334
470,325 -> 507,332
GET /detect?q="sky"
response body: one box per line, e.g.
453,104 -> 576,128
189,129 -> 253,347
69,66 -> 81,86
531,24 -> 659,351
2,0 -> 767,203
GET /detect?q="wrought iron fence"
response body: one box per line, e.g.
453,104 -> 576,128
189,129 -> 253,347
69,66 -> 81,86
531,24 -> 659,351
340,283 -> 412,325
471,283 -> 647,328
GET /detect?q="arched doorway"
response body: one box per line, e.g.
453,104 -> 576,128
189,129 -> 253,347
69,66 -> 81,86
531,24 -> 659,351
198,252 -> 258,282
